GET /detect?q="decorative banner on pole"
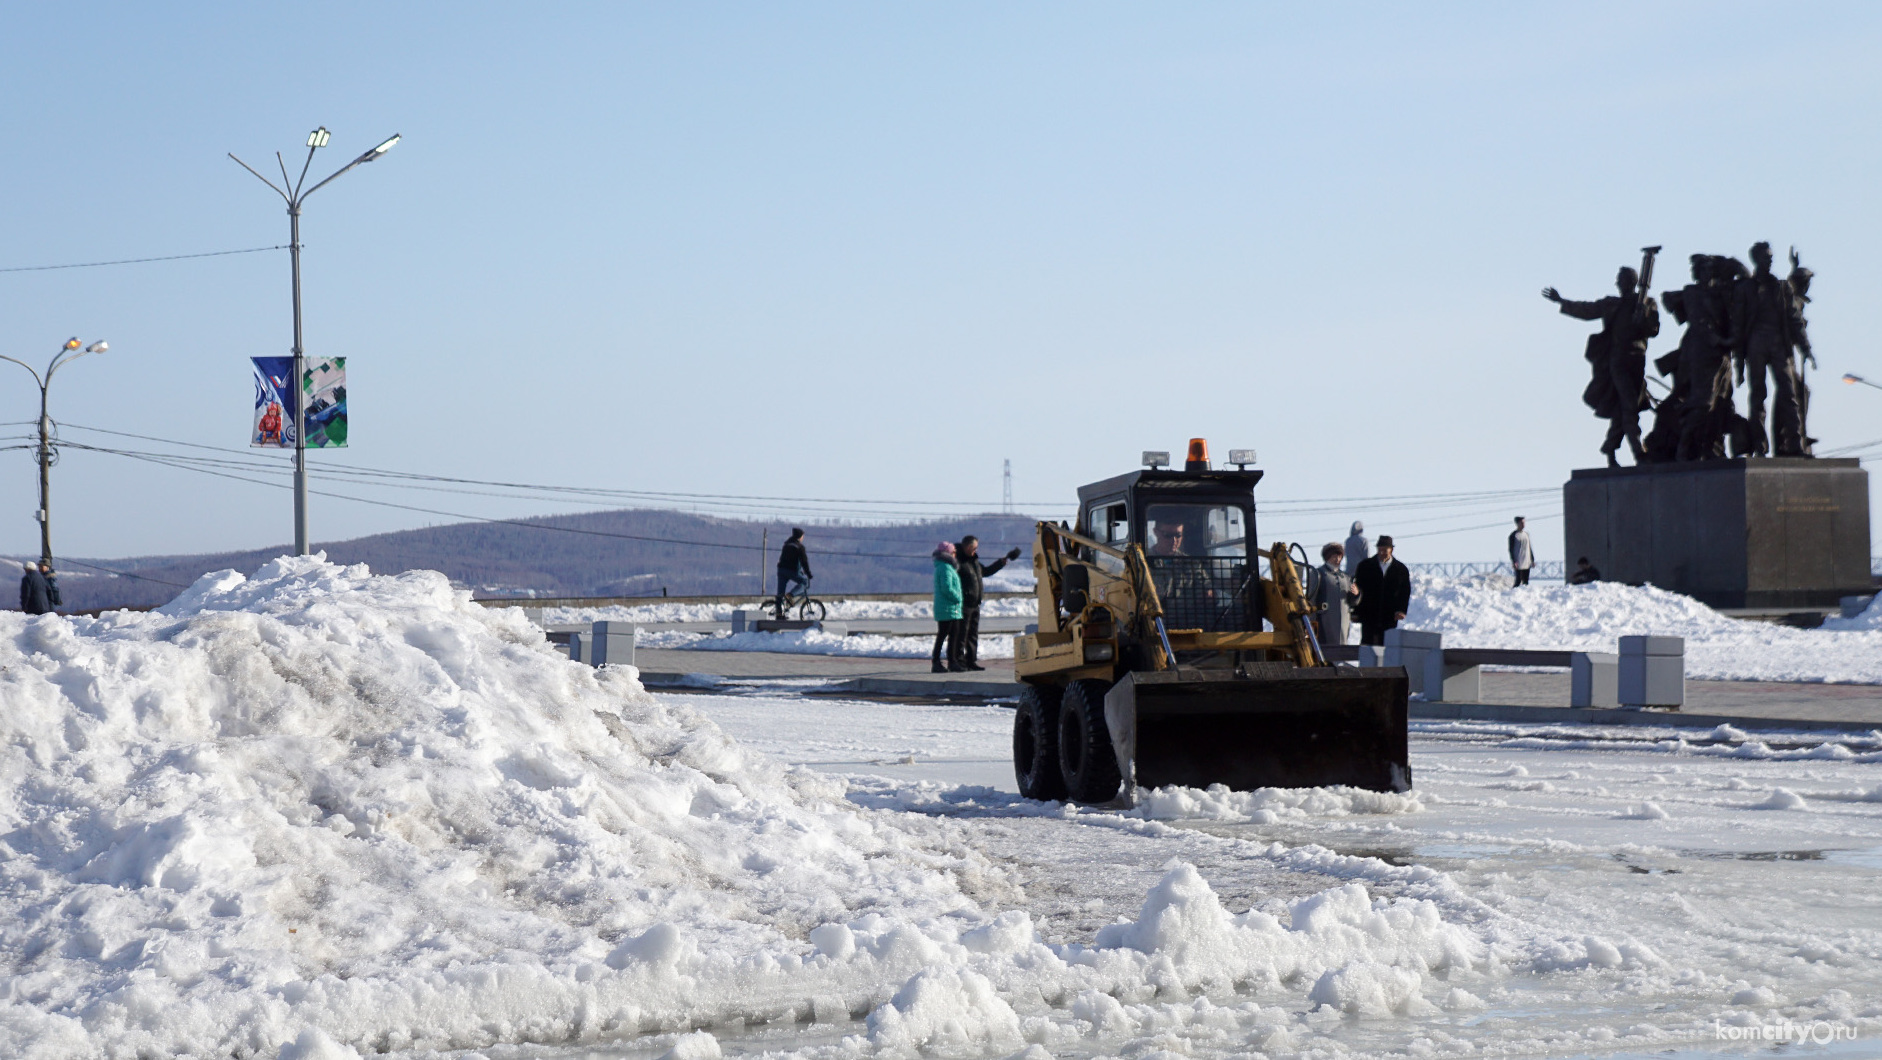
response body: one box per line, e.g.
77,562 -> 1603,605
302,357 -> 348,448
251,356 -> 295,448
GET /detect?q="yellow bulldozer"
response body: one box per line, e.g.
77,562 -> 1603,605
1012,441 -> 1411,804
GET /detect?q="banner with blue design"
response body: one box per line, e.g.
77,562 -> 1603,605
251,356 -> 347,448
251,356 -> 294,447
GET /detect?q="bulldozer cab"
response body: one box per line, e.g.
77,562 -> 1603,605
1076,469 -> 1266,635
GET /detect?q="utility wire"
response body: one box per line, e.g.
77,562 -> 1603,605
0,245 -> 289,274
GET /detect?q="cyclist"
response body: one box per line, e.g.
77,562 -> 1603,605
774,528 -> 812,612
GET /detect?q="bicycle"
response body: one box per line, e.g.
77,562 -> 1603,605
765,580 -> 828,622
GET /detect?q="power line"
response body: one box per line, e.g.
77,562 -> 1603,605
0,245 -> 289,274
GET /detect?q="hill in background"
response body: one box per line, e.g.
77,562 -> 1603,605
8,508 -> 1043,612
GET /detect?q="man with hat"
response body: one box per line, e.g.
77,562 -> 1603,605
1353,535 -> 1411,647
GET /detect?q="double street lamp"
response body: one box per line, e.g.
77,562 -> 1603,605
230,127 -> 399,556
1,338 -> 110,565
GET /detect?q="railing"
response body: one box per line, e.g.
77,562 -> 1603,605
1405,560 -> 1565,580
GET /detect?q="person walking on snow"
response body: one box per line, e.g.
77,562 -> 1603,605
1343,521 -> 1370,577
19,559 -> 61,615
1353,535 -> 1411,646
774,528 -> 811,612
954,535 -> 1023,671
1508,517 -> 1534,587
931,542 -> 965,673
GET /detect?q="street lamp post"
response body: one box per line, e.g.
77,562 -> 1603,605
0,337 -> 110,565
230,126 -> 399,556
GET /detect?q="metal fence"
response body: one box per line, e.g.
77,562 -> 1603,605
1404,560 -> 1565,581
1146,555 -> 1254,632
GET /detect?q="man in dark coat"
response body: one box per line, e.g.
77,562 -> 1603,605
1544,266 -> 1660,467
1352,535 -> 1411,647
774,528 -> 811,611
954,535 -> 1023,670
19,559 -> 61,615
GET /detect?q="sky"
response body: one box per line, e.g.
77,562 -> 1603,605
4,3 -> 1882,568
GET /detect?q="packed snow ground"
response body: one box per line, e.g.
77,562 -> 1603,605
4,558 -> 1878,1059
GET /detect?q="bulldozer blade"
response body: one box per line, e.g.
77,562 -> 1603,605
1102,666 -> 1411,803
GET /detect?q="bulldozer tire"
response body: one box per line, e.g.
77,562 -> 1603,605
1013,684 -> 1067,801
1058,679 -> 1122,803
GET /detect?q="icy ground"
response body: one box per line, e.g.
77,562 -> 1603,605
2,558 -> 1878,1060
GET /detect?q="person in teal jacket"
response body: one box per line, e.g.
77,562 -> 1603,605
931,542 -> 965,672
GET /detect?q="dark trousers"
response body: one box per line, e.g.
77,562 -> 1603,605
959,606 -> 982,666
932,619 -> 964,669
774,571 -> 807,609
1512,567 -> 1531,587
1360,619 -> 1395,647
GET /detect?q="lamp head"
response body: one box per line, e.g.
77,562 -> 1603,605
63,337 -> 80,351
307,127 -> 331,149
85,341 -> 108,354
1845,374 -> 1864,385
361,134 -> 401,162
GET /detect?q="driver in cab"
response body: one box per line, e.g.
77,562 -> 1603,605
1148,518 -> 1214,612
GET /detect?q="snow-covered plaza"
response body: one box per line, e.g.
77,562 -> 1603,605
2,559 -> 1878,1059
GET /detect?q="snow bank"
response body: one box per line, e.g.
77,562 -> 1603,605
1405,577 -> 1882,683
0,557 -> 999,1057
636,628 -> 1016,659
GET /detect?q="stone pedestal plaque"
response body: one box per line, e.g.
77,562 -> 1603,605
1563,457 -> 1870,609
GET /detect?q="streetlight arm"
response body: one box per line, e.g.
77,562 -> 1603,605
228,153 -> 290,202
302,134 -> 400,200
44,348 -> 104,385
0,355 -> 46,389
293,143 -> 318,198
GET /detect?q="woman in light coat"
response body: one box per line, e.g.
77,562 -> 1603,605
1315,541 -> 1358,647
931,542 -> 965,672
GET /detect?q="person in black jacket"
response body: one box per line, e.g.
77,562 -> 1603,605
1352,535 -> 1410,646
954,535 -> 1023,670
1568,556 -> 1602,585
774,528 -> 811,611
19,560 -> 61,615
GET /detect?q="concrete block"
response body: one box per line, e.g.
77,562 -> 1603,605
1619,652 -> 1684,709
566,632 -> 585,665
732,609 -> 766,634
590,621 -> 636,668
1571,652 -> 1619,707
1358,645 -> 1382,668
1384,628 -> 1443,651
1619,635 -> 1684,657
817,622 -> 849,638
1841,594 -> 1875,619
521,608 -> 544,628
1435,663 -> 1481,703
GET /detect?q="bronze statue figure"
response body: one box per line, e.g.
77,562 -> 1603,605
1543,246 -> 1661,467
1732,242 -> 1808,456
1548,243 -> 1818,465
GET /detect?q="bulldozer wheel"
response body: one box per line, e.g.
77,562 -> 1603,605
1058,679 -> 1121,803
1012,684 -> 1067,801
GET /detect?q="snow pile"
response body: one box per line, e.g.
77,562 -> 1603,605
636,628 -> 1016,659
1405,577 -> 1882,683
0,557 -> 1002,1057
1135,784 -> 1424,823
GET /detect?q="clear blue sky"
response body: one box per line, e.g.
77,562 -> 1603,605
4,3 -> 1880,566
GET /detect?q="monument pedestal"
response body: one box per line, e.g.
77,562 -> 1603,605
1563,457 -> 1871,609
